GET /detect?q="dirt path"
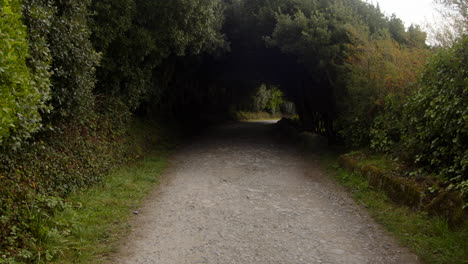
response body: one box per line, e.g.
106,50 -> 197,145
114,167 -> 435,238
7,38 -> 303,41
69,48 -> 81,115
110,121 -> 420,264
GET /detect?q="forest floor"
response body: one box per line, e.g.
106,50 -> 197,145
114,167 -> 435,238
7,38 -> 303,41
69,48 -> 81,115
108,121 -> 420,264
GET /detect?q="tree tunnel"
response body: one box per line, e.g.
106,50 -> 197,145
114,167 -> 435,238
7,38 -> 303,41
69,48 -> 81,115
84,0 -> 428,145
149,0 -> 344,143
2,0 -> 430,149
1,1 -> 457,260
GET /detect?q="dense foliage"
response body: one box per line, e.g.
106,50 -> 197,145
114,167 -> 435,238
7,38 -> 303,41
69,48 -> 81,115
91,0 -> 225,112
48,0 -> 100,121
0,0 -> 50,149
0,0 -> 226,262
1,0 -> 466,262
340,34 -> 431,147
402,37 -> 467,184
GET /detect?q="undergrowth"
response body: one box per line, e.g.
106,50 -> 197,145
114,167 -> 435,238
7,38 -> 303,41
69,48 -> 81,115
45,149 -> 172,264
0,118 -> 178,263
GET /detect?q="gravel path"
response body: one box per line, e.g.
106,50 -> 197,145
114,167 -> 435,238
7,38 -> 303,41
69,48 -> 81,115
110,121 -> 420,264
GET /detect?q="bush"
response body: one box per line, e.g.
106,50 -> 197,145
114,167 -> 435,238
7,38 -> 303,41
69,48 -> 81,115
402,37 -> 468,190
370,94 -> 407,153
337,35 -> 430,147
0,110 -> 134,262
0,0 -> 49,149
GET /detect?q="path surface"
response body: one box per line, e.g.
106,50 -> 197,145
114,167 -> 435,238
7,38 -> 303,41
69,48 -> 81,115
110,121 -> 420,264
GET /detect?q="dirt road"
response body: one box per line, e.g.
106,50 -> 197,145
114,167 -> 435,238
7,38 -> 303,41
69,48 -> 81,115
110,121 -> 420,264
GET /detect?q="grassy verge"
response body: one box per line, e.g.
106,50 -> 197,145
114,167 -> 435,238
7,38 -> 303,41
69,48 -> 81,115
325,161 -> 468,264
40,150 -> 172,264
26,120 -> 181,264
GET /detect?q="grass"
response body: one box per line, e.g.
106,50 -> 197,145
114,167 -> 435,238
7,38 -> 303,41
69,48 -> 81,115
352,152 -> 398,170
40,149 -> 172,264
326,162 -> 468,264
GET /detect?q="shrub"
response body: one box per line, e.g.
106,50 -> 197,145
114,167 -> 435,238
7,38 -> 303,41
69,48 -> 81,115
337,35 -> 430,147
402,36 -> 468,191
370,93 -> 407,153
0,0 -> 49,149
0,110 -> 134,262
